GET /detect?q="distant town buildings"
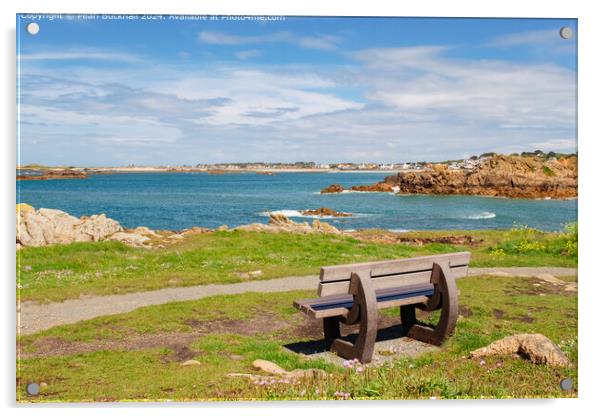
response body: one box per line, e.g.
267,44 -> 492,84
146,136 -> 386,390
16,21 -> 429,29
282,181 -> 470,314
124,157 -> 495,172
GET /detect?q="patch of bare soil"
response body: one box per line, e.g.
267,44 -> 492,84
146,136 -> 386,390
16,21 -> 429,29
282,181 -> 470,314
492,309 -> 506,319
458,305 -> 473,318
397,235 -> 484,247
349,231 -> 483,246
161,344 -> 199,363
19,312 -> 290,360
515,314 -> 536,323
504,278 -> 574,296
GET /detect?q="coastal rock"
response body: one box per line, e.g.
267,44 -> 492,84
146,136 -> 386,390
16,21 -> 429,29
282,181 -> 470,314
320,183 -> 344,194
17,205 -> 124,247
268,213 -> 295,226
132,226 -> 161,238
469,333 -> 570,367
180,226 -> 211,236
17,169 -> 88,181
233,223 -> 272,233
320,182 -> 394,194
77,214 -> 123,242
378,154 -> 577,199
234,214 -> 341,235
107,232 -> 150,247
16,203 -> 35,215
349,182 -> 393,193
301,207 -> 351,217
311,219 -> 341,234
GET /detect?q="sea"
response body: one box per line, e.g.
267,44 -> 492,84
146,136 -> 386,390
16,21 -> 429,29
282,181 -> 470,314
17,172 -> 577,232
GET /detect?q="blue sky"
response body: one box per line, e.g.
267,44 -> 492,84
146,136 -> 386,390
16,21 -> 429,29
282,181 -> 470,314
17,15 -> 577,166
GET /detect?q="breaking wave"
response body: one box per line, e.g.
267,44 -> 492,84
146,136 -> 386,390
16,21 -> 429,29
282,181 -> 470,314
467,211 -> 496,220
259,209 -> 353,219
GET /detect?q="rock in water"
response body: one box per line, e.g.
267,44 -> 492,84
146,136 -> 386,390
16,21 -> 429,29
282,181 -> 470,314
320,183 -> 344,194
469,333 -> 570,367
349,182 -> 393,192
301,207 -> 352,217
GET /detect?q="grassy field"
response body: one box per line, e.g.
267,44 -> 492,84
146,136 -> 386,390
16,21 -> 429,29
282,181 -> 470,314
17,224 -> 577,303
17,274 -> 577,401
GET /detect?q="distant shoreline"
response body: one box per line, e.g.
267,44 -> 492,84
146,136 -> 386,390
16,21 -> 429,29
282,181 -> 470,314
17,166 -> 423,174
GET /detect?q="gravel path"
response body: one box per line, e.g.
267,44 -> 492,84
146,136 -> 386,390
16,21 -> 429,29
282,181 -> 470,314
17,267 -> 577,335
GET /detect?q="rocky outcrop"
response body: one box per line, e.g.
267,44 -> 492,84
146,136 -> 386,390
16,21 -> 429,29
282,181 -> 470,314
301,207 -> 351,217
17,204 -> 122,247
469,333 -> 570,367
234,213 -> 341,235
16,205 -> 343,250
17,169 -> 88,181
380,155 -> 577,199
106,231 -> 151,247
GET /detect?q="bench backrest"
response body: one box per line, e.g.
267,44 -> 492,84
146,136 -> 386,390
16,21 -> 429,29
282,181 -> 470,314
318,252 -> 470,297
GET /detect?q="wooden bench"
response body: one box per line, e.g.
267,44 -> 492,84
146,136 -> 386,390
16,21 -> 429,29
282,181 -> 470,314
293,252 -> 470,363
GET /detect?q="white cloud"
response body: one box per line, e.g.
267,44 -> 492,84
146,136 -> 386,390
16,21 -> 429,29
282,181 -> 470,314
351,46 -> 576,128
18,39 -> 577,165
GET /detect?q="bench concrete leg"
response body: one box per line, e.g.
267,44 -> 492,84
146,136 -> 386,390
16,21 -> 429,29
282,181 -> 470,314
407,261 -> 458,346
326,271 -> 378,363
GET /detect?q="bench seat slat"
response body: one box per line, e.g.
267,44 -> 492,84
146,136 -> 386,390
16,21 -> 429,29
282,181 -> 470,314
294,283 -> 435,319
296,295 -> 431,319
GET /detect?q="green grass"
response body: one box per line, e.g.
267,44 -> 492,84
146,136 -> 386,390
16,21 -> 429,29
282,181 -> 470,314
17,226 -> 577,302
542,166 -> 556,177
17,275 -> 577,401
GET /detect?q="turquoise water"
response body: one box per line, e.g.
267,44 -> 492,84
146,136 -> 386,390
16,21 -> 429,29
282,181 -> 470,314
17,172 -> 577,232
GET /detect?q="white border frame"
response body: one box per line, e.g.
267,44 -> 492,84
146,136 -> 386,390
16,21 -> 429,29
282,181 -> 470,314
3,1 -> 600,415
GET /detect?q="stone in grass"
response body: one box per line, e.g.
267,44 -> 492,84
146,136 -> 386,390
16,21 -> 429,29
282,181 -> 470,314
181,359 -> 201,367
469,333 -> 570,367
252,359 -> 288,375
244,359 -> 327,380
